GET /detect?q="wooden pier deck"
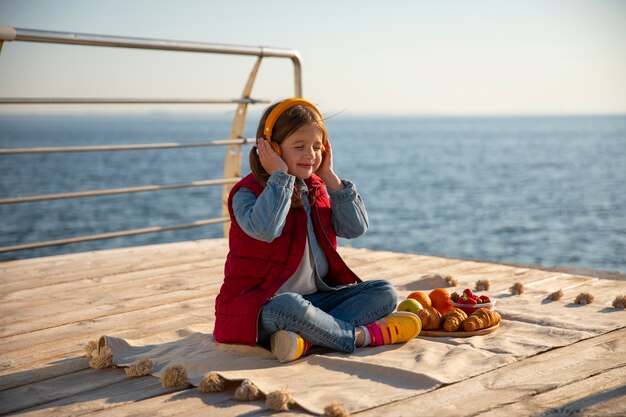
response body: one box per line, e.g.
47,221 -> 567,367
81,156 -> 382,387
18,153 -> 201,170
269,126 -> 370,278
1,238 -> 624,416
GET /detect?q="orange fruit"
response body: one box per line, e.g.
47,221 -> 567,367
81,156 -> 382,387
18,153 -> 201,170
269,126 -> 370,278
429,288 -> 452,314
407,291 -> 432,309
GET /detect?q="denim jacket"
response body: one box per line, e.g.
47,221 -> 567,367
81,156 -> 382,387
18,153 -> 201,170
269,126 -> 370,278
232,171 -> 368,290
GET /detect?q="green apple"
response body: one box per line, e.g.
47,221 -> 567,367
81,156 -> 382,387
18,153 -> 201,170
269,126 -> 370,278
397,298 -> 424,314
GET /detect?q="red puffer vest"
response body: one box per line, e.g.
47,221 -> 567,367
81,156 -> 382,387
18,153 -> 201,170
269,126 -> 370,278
213,173 -> 361,345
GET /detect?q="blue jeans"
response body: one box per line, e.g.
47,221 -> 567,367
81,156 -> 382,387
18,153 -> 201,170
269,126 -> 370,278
257,280 -> 397,353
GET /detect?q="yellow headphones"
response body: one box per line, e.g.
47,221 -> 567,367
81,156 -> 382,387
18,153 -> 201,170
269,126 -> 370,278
263,98 -> 324,156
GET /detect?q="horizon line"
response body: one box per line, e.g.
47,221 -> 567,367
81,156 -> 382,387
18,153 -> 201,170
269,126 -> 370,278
1,110 -> 625,119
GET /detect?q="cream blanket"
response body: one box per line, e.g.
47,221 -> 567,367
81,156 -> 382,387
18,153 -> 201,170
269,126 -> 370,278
101,273 -> 626,415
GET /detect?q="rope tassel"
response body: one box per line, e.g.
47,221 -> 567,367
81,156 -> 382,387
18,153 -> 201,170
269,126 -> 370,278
198,372 -> 225,393
84,340 -> 98,357
89,346 -> 113,369
547,289 -> 564,301
322,401 -> 352,417
510,282 -> 525,295
475,279 -> 490,291
574,292 -> 594,305
234,379 -> 260,401
266,388 -> 294,412
125,358 -> 154,377
161,364 -> 188,388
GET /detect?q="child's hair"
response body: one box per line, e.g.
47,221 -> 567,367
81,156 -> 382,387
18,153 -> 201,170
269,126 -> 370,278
250,99 -> 328,188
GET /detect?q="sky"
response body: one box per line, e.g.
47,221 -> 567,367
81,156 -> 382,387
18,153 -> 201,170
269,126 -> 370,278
0,0 -> 625,116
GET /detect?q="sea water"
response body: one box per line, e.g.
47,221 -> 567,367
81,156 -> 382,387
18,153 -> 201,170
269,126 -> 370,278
1,114 -> 624,272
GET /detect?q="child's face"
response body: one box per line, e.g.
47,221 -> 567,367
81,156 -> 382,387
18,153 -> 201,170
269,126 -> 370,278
279,124 -> 324,179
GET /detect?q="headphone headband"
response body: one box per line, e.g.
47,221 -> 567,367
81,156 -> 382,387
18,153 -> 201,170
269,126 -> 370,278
263,98 -> 323,141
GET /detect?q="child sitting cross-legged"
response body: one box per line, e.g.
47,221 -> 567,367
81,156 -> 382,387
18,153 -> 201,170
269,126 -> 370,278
213,98 -> 421,362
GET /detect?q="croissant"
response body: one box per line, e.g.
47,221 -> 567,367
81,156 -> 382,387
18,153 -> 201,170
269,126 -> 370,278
416,306 -> 442,330
443,307 -> 468,332
462,308 -> 501,332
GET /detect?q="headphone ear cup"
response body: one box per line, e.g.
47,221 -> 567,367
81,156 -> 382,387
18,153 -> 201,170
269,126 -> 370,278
269,141 -> 282,156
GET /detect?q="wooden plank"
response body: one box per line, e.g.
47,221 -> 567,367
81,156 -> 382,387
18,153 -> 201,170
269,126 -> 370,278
14,385 -> 277,417
0,244 -> 227,294
339,248 -> 472,279
2,373 -> 193,417
0,322 -> 203,391
459,270 -> 595,294
0,368 -> 131,415
393,261 -> 601,304
338,249 -> 467,284
432,260 -> 577,288
400,261 -> 522,285
0,239 -> 224,276
0,295 -> 216,385
393,265 -> 555,293
0,256 -> 223,305
475,365 -> 626,416
337,247 -> 418,263
356,327 -> 626,416
371,257 -> 464,279
0,356 -> 90,393
113,391 -> 307,417
13,379 -> 309,417
0,239 -> 228,291
0,256 -> 221,306
353,257 -> 462,284
0,262 -> 224,338
0,279 -> 221,340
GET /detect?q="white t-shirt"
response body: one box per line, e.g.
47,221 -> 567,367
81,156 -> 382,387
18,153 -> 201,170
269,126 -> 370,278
275,235 -> 318,295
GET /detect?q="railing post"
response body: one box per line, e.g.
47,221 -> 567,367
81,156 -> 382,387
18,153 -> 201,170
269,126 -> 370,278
291,53 -> 303,97
222,56 -> 263,237
0,26 -> 16,54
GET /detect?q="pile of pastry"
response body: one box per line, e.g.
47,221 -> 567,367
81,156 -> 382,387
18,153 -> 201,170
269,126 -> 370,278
397,288 -> 501,332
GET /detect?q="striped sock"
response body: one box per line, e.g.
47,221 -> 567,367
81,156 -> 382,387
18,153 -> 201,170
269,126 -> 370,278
365,322 -> 391,347
358,326 -> 371,347
364,312 -> 423,347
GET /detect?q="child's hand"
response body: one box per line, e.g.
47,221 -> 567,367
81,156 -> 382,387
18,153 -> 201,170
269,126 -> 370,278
257,138 -> 288,175
316,141 -> 343,190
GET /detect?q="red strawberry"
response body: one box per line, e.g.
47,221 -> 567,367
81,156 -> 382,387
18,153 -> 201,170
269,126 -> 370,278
480,295 -> 491,303
463,288 -> 474,298
466,298 -> 478,305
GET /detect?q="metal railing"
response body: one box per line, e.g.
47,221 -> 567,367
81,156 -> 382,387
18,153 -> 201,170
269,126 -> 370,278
0,26 -> 303,253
